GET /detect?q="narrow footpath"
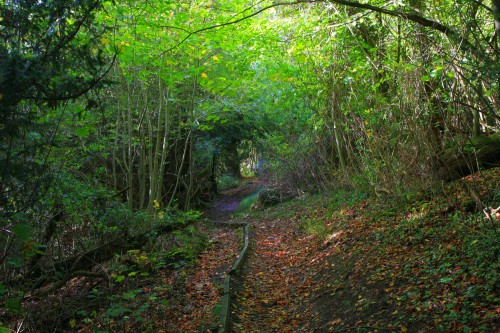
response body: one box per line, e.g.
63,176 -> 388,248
207,172 -> 500,332
157,181 -> 265,332
203,179 -> 263,222
232,213 -> 325,332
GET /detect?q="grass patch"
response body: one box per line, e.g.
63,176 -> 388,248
236,192 -> 260,212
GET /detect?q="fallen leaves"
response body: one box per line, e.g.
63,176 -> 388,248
83,168 -> 500,332
144,224 -> 241,332
232,216 -> 320,332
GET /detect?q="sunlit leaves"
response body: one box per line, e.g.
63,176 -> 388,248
75,127 -> 90,138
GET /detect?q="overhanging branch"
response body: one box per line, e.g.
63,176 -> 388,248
327,0 -> 478,55
156,0 -> 323,59
158,0 -> 480,59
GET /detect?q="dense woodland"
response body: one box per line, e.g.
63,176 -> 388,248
1,0 -> 499,332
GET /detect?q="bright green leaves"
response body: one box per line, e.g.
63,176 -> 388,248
76,127 -> 91,138
421,75 -> 431,82
198,114 -> 230,131
115,275 -> 126,283
421,63 -> 455,82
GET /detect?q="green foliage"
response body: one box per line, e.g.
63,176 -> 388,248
2,0 -> 500,331
12,223 -> 31,243
5,297 -> 22,315
167,226 -> 208,266
236,192 -> 260,212
102,207 -> 149,235
0,0 -> 111,221
217,175 -> 240,191
4,290 -> 24,315
370,198 -> 499,330
79,288 -> 154,331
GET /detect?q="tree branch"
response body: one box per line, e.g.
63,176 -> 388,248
28,270 -> 108,298
327,0 -> 478,55
155,0 -> 323,59
157,0 -> 481,60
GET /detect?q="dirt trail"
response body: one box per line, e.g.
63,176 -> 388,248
232,215 -> 323,332
204,179 -> 330,332
203,179 -> 263,222
159,180 -> 264,332
202,172 -> 500,332
203,179 -> 320,332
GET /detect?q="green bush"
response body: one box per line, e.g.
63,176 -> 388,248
236,192 -> 260,212
217,175 -> 240,191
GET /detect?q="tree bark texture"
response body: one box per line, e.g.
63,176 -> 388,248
437,134 -> 500,181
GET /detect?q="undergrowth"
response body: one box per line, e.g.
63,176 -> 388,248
236,192 -> 260,212
244,168 -> 500,331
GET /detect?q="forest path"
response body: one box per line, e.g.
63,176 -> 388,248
231,209 -> 322,332
203,178 -> 264,222
204,178 -> 322,332
195,169 -> 500,332
206,171 -> 500,332
160,179 -> 264,332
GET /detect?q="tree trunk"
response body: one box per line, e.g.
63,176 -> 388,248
437,134 -> 500,181
493,0 -> 500,44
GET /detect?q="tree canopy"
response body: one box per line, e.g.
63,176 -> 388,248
1,0 -> 499,331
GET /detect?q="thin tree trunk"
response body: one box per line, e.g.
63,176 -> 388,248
156,89 -> 171,206
126,83 -> 134,210
330,93 -> 346,170
492,0 -> 500,45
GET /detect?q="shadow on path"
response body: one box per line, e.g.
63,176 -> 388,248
203,178 -> 263,222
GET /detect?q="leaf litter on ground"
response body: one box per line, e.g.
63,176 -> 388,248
76,170 -> 499,332
230,168 -> 499,332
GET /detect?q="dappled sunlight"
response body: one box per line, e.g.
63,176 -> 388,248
2,0 -> 499,331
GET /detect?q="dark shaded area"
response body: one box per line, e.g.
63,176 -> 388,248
437,134 -> 500,181
203,179 -> 263,222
